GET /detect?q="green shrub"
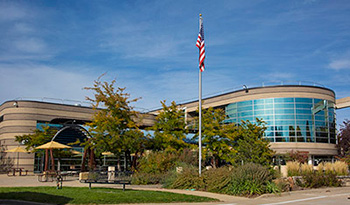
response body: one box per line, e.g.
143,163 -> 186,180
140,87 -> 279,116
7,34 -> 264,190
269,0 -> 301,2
205,166 -> 232,193
137,151 -> 178,174
167,163 -> 278,197
300,172 -> 341,188
166,167 -> 206,190
221,163 -> 273,196
132,172 -> 169,185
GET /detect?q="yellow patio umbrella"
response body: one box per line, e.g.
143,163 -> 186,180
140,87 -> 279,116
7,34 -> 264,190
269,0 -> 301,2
71,150 -> 83,155
102,151 -> 115,166
35,141 -> 71,149
35,141 -> 71,171
5,147 -> 29,169
101,151 -> 114,156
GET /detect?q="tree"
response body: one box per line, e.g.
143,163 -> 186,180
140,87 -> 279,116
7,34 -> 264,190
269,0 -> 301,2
194,106 -> 274,167
84,78 -> 147,170
15,125 -> 58,153
230,119 -> 274,166
337,120 -> 350,158
151,101 -> 190,152
198,107 -> 236,168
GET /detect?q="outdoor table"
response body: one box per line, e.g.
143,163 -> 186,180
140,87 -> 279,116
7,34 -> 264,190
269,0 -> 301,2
7,168 -> 27,176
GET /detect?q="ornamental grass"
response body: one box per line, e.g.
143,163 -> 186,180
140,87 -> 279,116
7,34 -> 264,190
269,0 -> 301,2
286,161 -> 300,176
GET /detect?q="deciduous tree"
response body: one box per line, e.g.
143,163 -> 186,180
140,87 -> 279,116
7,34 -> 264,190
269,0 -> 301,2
84,78 -> 147,170
337,120 -> 350,164
151,101 -> 189,152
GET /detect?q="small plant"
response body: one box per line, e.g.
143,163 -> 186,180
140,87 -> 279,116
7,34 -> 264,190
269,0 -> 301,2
324,162 -> 334,174
167,167 -> 206,190
301,171 -> 341,188
316,162 -> 324,174
300,163 -> 313,175
286,161 -> 300,176
333,161 -> 349,176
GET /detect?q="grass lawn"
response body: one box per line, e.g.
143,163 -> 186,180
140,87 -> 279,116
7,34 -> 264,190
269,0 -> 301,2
0,187 -> 218,204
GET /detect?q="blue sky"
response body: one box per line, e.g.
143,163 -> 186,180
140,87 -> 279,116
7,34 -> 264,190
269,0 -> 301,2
0,0 -> 350,125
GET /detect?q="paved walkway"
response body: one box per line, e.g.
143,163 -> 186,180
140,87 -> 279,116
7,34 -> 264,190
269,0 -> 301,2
1,174 -> 350,205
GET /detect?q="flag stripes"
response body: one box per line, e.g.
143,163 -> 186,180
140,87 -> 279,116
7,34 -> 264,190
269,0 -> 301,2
196,16 -> 205,72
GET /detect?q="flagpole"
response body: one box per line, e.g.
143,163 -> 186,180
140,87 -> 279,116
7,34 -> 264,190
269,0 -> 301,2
199,65 -> 202,176
198,14 -> 203,176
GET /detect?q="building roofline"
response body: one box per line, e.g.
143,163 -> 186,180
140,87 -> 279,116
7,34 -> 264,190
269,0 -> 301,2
149,84 -> 335,112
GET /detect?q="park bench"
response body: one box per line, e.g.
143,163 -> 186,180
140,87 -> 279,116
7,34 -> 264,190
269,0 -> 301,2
37,171 -> 69,182
79,171 -> 132,191
7,168 -> 28,176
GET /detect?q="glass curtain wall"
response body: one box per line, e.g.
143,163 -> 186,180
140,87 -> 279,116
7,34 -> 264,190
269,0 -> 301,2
225,98 -> 336,144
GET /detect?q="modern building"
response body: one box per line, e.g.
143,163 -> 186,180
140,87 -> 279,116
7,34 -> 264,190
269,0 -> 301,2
0,100 -> 154,172
1,84 -> 350,171
150,84 -> 350,165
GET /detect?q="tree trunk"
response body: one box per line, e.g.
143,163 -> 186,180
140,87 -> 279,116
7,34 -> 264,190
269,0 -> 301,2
44,149 -> 49,171
81,147 -> 88,172
50,149 -> 55,171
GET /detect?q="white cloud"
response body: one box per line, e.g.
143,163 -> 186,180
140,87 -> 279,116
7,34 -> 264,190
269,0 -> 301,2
13,38 -> 47,53
329,59 -> 350,70
0,2 -> 29,22
0,63 -> 97,104
13,23 -> 35,33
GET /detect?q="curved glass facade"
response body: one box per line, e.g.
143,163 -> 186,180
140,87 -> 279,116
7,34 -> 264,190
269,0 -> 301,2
225,98 -> 336,144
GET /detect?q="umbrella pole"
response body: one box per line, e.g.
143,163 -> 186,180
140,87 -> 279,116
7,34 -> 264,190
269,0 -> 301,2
45,149 -> 49,171
50,149 -> 55,171
17,152 -> 19,169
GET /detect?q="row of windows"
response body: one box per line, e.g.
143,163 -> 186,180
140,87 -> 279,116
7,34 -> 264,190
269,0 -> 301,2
265,137 -> 336,143
227,108 -> 334,116
225,98 -> 336,144
229,98 -> 324,107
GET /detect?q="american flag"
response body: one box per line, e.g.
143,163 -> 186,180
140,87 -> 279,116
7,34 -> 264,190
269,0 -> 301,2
196,16 -> 205,72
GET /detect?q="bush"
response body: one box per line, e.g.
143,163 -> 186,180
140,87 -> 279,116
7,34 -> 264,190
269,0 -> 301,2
221,163 -> 274,196
137,151 -> 178,174
286,161 -> 299,176
132,172 -> 169,185
166,167 -> 206,190
300,171 -> 341,188
166,163 -> 279,197
300,163 -> 313,175
316,162 -> 324,174
324,162 -> 334,175
134,149 -> 199,185
333,161 -> 349,176
205,166 -> 232,193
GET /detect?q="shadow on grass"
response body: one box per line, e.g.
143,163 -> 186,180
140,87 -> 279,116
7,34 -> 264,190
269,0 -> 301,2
0,192 -> 72,205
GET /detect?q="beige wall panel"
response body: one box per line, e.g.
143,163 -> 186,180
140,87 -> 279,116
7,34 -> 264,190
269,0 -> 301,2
1,108 -> 93,119
0,120 -> 37,128
336,97 -> 350,109
0,101 -> 95,114
3,113 -> 72,122
0,126 -> 36,135
270,142 -> 337,155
